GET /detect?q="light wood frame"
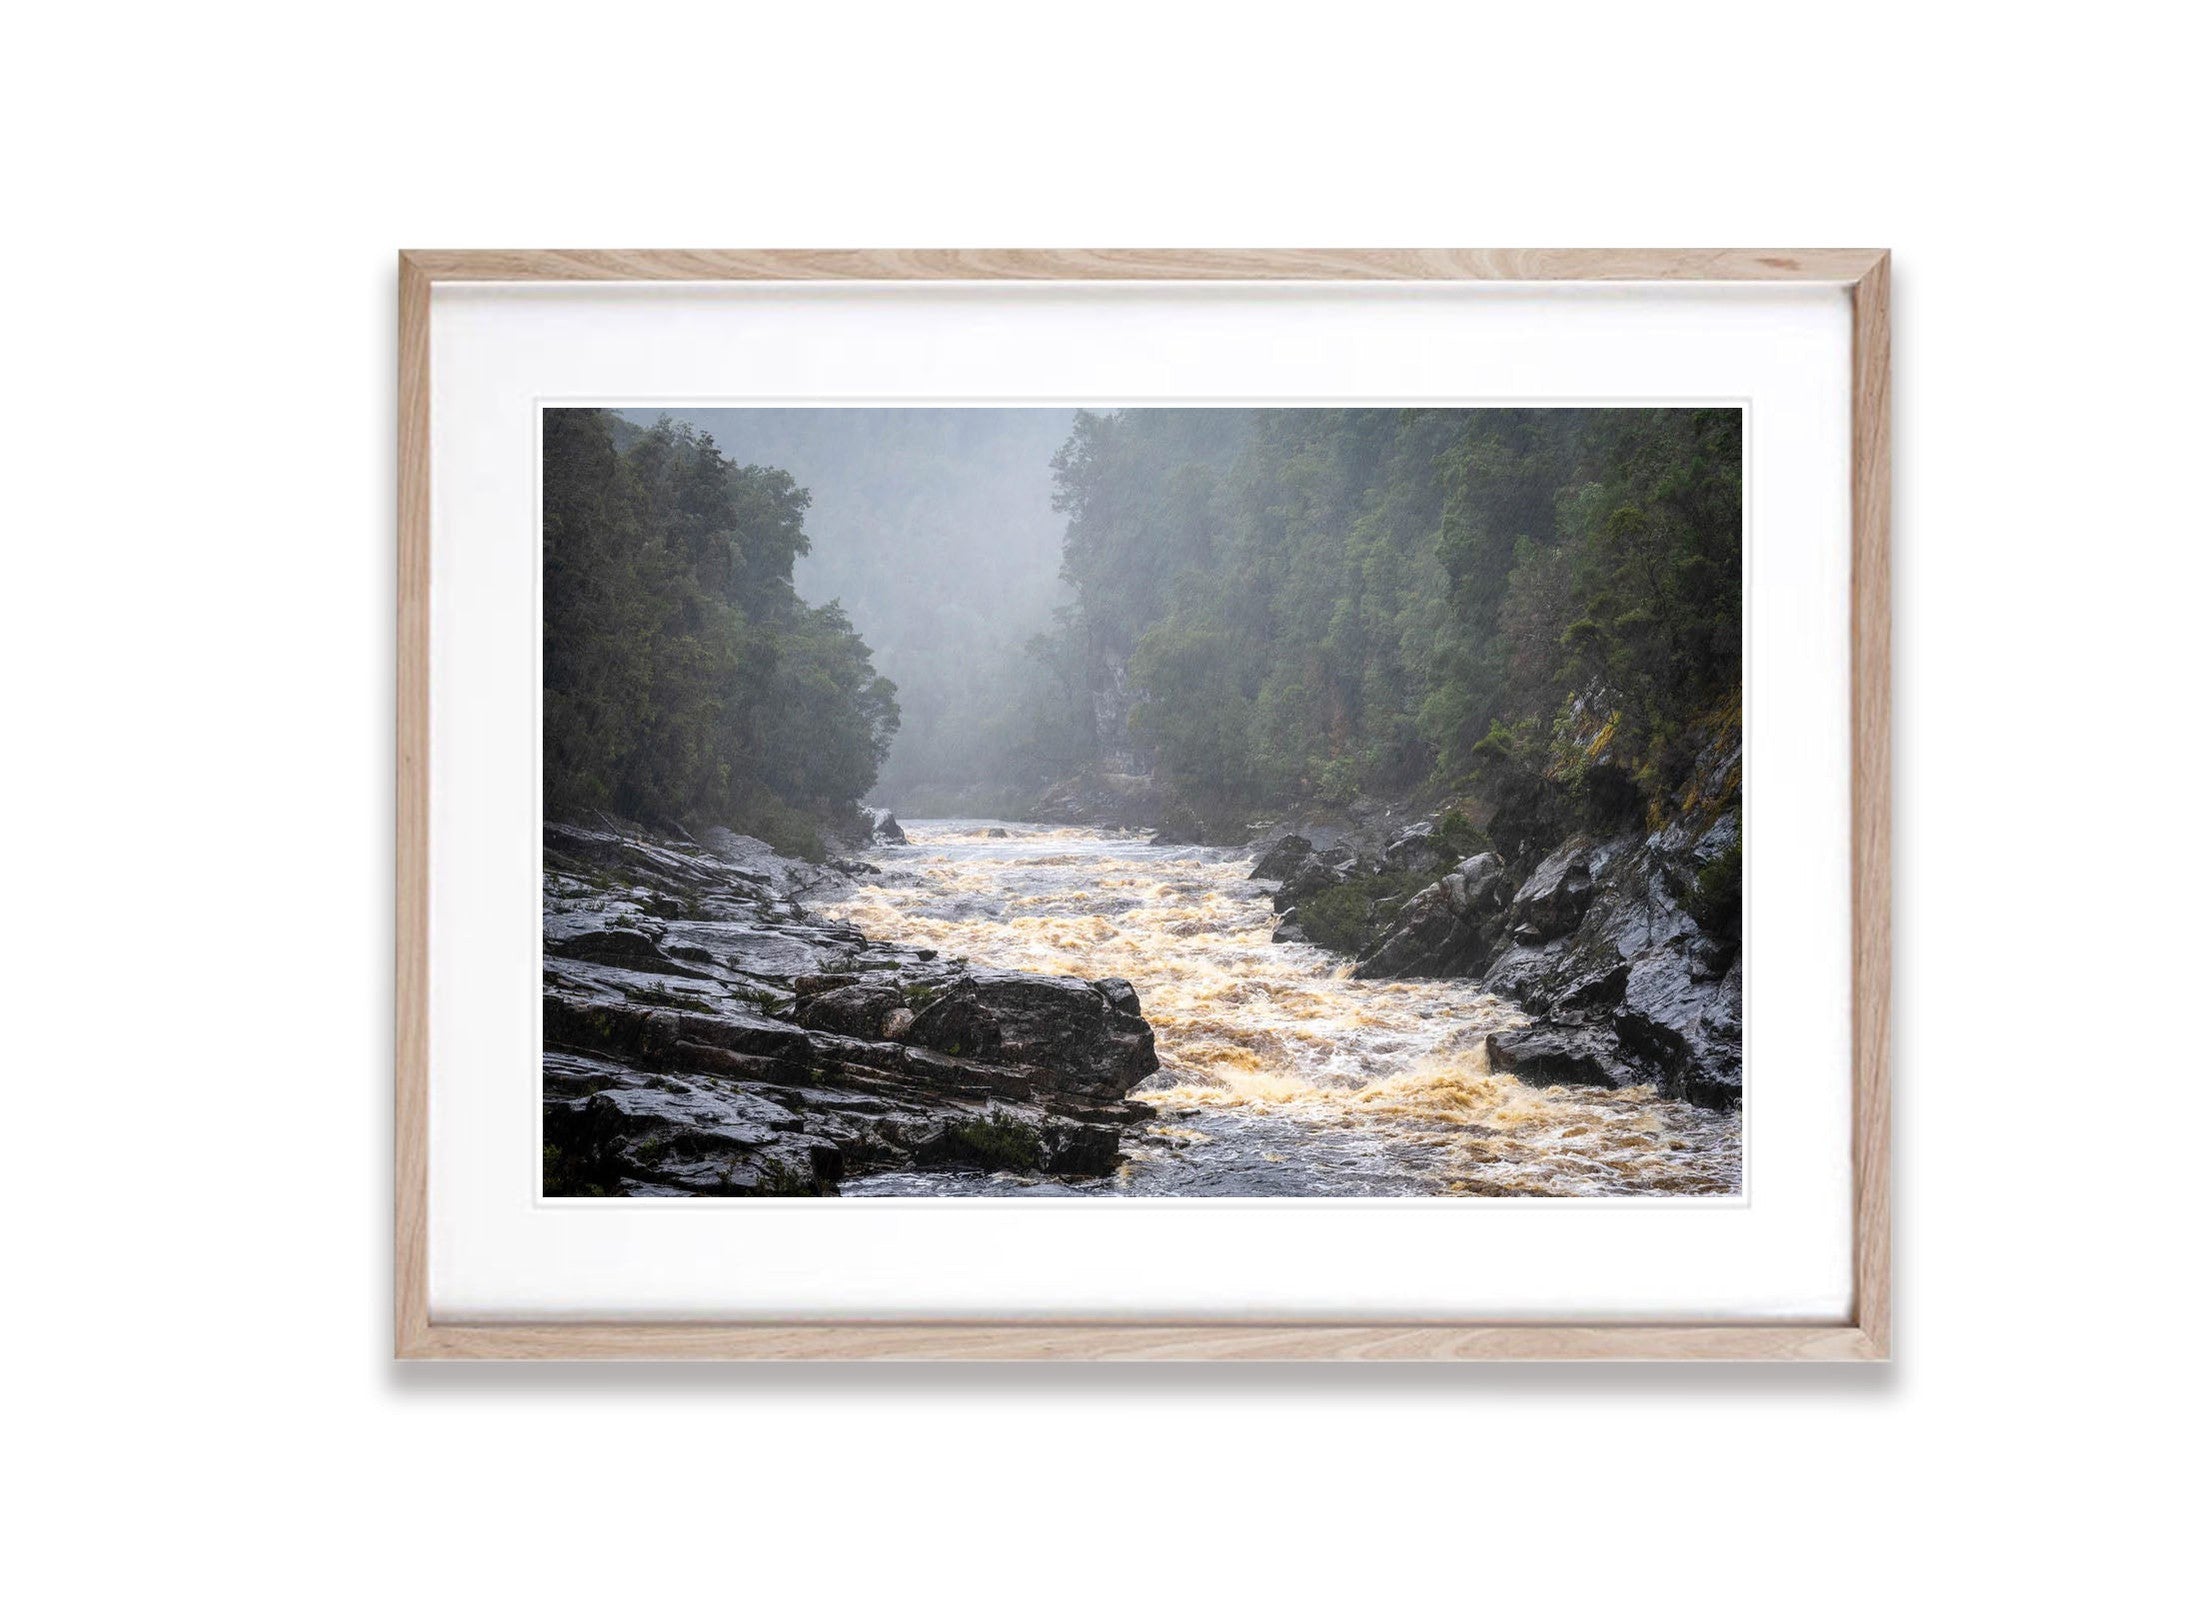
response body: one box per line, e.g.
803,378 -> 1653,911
397,249 -> 1891,1360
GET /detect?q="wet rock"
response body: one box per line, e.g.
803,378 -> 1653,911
689,825 -> 834,897
1259,730 -> 1744,1115
906,972 -> 1159,1099
1355,852 -> 1510,979
984,826 -> 1010,838
543,1052 -> 844,1196
1380,821 -> 1460,878
677,1007 -> 818,1061
1248,833 -> 1314,883
1551,960 -> 1631,1014
1474,806 -> 1743,1110
793,978 -> 911,1041
1485,1023 -> 1656,1093
1507,838 -> 1606,941
1686,933 -> 1738,981
1611,950 -> 1743,1110
1028,769 -> 1166,829
1093,976 -> 1141,1016
1478,940 -> 1567,1012
907,1106 -> 1122,1177
1272,846 -> 1360,912
866,806 -> 909,845
668,926 -> 839,980
1688,807 -> 1741,871
541,819 -> 1162,1195
545,923 -> 695,976
1483,953 -> 1740,1111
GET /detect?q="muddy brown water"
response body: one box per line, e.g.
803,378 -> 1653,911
832,821 -> 1741,1197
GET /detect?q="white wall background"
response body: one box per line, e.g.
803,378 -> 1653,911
6,3 -> 2189,1593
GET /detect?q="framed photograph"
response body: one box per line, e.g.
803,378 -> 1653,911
397,249 -> 1889,1359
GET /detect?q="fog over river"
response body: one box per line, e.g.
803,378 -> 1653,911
833,822 -> 1742,1197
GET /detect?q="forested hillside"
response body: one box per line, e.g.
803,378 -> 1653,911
620,407 -> 1074,813
546,403 -> 1740,863
1026,407 -> 1743,853
543,409 -> 898,857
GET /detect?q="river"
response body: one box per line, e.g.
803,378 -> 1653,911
833,821 -> 1740,1198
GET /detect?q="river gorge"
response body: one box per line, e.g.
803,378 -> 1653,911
832,822 -> 1741,1198
541,813 -> 1743,1199
541,406 -> 1748,1202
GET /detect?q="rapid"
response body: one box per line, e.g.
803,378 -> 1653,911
834,822 -> 1741,1197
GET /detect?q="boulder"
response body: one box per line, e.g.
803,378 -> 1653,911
1611,949 -> 1743,1110
1507,839 -> 1602,941
905,972 -> 1160,1098
1248,833 -> 1314,883
1478,940 -> 1571,1013
1472,815 -> 1743,1110
1355,853 -> 1511,979
1485,1023 -> 1657,1093
1550,960 -> 1631,1014
1273,855 -> 1346,912
1481,955 -> 1741,1111
1093,976 -> 1141,1016
1271,846 -> 1362,913
1380,821 -> 1460,878
866,806 -> 909,844
1441,732 -> 1746,1113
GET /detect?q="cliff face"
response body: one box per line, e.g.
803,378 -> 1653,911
1026,638 -> 1165,827
1084,638 -> 1147,776
1477,806 -> 1741,1111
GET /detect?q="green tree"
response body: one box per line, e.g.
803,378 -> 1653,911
541,410 -> 899,854
1025,404 -> 1742,840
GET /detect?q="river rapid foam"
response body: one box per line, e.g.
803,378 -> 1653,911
832,822 -> 1740,1197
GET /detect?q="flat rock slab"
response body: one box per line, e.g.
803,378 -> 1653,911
541,820 -> 1162,1196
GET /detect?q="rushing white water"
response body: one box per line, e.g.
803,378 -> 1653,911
834,821 -> 1741,1197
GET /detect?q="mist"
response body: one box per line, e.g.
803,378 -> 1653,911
622,407 -> 1076,813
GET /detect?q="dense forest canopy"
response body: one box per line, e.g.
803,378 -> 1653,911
1022,407 -> 1743,850
617,408 -> 1074,813
543,409 -> 898,856
545,405 -> 1740,857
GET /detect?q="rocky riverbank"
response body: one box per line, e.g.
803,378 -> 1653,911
542,818 -> 1159,1197
1242,739 -> 1743,1112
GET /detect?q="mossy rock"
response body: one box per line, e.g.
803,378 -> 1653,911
934,1111 -> 1045,1172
